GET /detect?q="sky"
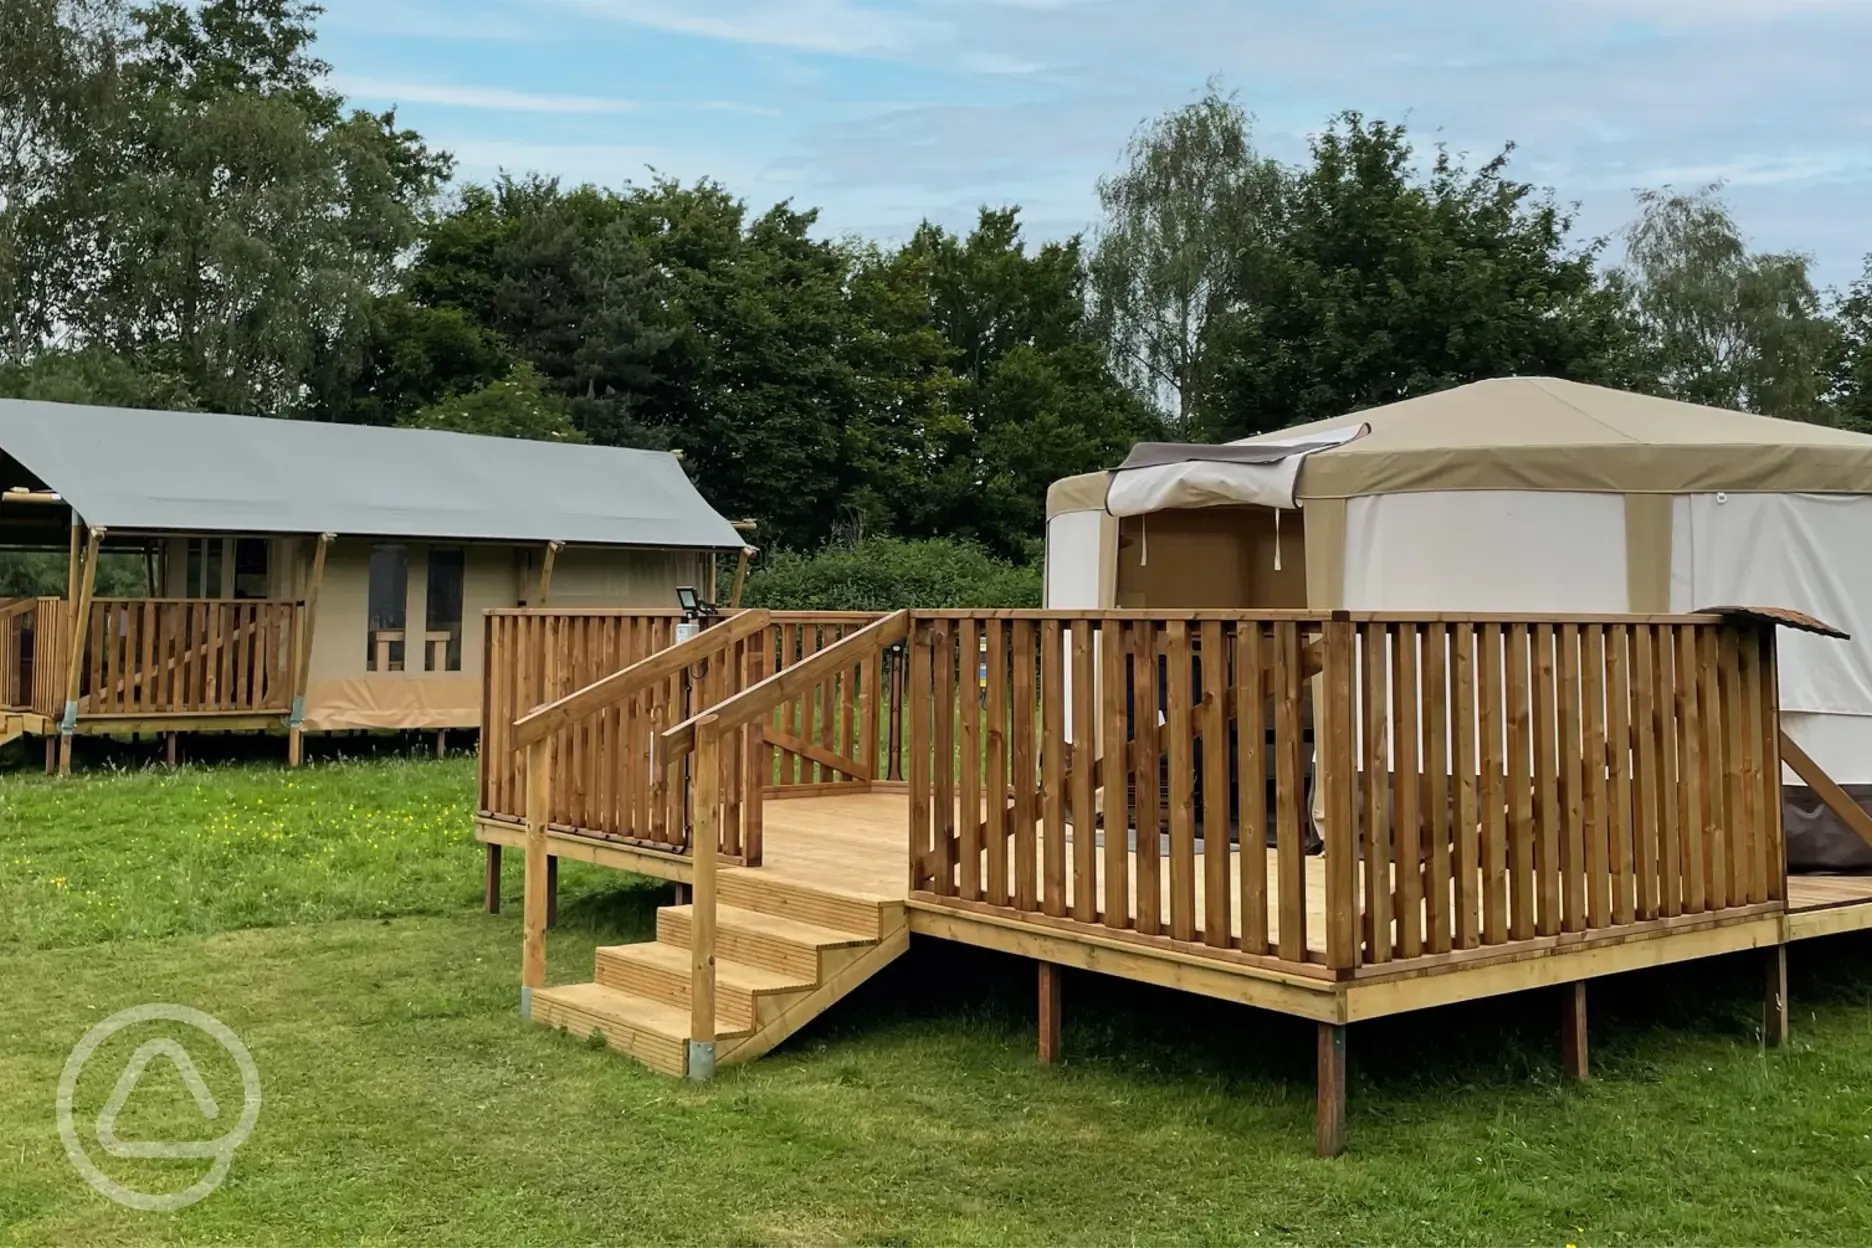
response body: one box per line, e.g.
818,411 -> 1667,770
314,0 -> 1872,286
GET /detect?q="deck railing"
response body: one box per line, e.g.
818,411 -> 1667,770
4,596 -> 299,719
903,611 -> 1785,978
1,596 -> 64,715
80,598 -> 299,716
495,608 -> 771,860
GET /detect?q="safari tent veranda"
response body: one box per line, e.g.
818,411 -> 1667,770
0,399 -> 745,769
1044,376 -> 1872,865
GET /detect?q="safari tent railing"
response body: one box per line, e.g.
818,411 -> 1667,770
1,596 -> 64,715
904,610 -> 1785,979
77,598 -> 299,716
501,609 -> 774,860
762,612 -> 895,793
653,610 -> 911,1075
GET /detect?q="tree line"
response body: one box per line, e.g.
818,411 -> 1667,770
5,1 -> 1872,564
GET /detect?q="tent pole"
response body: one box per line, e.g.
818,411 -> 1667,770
65,517 -> 80,599
287,533 -> 334,768
59,525 -> 104,777
538,541 -> 563,607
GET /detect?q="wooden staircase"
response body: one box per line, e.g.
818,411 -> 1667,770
529,868 -> 909,1076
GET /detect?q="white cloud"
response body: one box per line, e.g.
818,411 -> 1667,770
554,0 -> 948,56
333,75 -> 639,114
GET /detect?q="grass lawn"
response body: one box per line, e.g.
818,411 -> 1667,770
5,758 -> 1872,1245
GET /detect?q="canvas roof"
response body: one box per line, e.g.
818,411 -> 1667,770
0,399 -> 745,549
1048,377 -> 1872,516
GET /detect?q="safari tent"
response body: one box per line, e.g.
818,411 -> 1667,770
1044,376 -> 1872,864
0,399 -> 745,767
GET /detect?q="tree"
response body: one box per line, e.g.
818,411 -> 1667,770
3,0 -> 450,414
309,295 -> 510,426
892,208 -> 1161,554
1089,86 -> 1284,437
1621,185 -> 1836,421
1211,113 -> 1636,436
0,344 -> 193,408
1832,259 -> 1872,433
398,362 -> 585,443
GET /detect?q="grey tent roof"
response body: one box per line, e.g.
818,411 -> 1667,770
0,399 -> 745,549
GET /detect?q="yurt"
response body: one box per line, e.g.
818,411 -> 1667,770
1044,376 -> 1872,865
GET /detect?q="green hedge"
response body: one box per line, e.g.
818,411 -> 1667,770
742,537 -> 1041,611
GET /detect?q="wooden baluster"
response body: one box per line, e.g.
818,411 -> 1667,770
1274,621 -> 1305,964
1237,621 -> 1268,956
1557,624 -> 1585,933
1361,624 -> 1392,962
1102,620 -> 1131,932
1423,622 -> 1451,956
1012,620 -> 1038,912
1700,626 -> 1731,909
1452,623 -> 1480,950
1198,620 -> 1227,946
1505,623 -> 1535,942
1392,623 -> 1423,958
1478,623 -> 1508,946
986,619 -> 1010,908
1583,625 -> 1611,928
1132,621 -> 1161,936
1041,621 -> 1067,918
1071,621 -> 1099,924
1676,626 -> 1706,914
1165,622 -> 1196,943
1608,625 -> 1636,926
959,618 -> 982,902
934,621 -> 957,893
1532,624 -> 1561,938
908,621 -> 933,892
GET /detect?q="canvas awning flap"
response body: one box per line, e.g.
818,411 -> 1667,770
1105,424 -> 1370,517
0,399 -> 746,549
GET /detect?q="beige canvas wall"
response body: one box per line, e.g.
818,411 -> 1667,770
541,546 -> 711,608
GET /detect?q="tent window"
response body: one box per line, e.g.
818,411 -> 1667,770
424,547 -> 465,672
184,538 -> 224,598
367,544 -> 408,672
233,538 -> 270,599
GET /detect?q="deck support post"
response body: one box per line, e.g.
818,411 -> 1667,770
1764,945 -> 1789,1048
1562,981 -> 1589,1080
435,729 -> 448,759
165,732 -> 179,766
521,739 -> 550,1016
1317,1022 -> 1347,1158
688,716 -> 721,1082
484,843 -> 502,914
44,736 -> 56,774
287,533 -> 334,769
1037,962 -> 1063,1065
59,524 -> 104,777
672,882 -> 691,906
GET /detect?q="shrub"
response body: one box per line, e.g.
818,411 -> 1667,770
742,537 -> 1041,611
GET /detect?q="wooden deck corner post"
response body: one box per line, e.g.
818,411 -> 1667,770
1562,981 -> 1589,1080
485,843 -> 502,914
521,738 -> 550,1016
58,525 -> 104,777
1038,962 -> 1063,1065
537,541 -> 564,607
1317,1022 -> 1347,1158
288,533 -> 334,768
1764,945 -> 1789,1048
689,714 -> 722,1081
1321,617 -> 1359,974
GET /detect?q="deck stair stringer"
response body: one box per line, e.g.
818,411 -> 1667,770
528,866 -> 907,1076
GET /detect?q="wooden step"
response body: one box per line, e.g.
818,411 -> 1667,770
595,941 -> 814,1031
529,982 -> 752,1077
658,904 -> 874,980
718,869 -> 899,939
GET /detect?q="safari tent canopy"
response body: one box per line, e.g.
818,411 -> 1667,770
0,399 -> 744,549
1046,377 -> 1872,860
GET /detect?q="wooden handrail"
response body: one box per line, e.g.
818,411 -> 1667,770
512,609 -> 772,748
657,609 -> 911,770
